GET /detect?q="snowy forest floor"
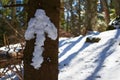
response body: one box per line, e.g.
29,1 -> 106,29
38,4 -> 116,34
59,29 -> 120,80
0,29 -> 120,80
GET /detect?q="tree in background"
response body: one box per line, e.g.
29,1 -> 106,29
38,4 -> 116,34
112,0 -> 120,16
101,0 -> 110,25
60,0 -> 65,29
84,0 -> 97,35
62,0 -> 98,36
70,0 -> 82,36
24,0 -> 59,80
0,0 -> 26,47
63,0 -> 83,36
60,0 -> 120,36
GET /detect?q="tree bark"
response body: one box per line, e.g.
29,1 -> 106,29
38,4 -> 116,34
24,0 -> 59,80
84,0 -> 97,35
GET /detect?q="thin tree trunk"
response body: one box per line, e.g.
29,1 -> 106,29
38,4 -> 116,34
11,0 -> 16,22
24,0 -> 59,80
10,0 -> 17,33
60,0 -> 65,29
78,0 -> 81,30
69,0 -> 74,34
101,0 -> 110,25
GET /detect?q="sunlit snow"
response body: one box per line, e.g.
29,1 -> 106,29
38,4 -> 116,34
59,29 -> 120,80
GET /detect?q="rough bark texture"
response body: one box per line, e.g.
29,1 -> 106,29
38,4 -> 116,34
24,0 -> 59,80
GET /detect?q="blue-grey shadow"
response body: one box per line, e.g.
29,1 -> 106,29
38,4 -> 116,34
59,37 -> 83,59
59,42 -> 91,69
85,30 -> 120,80
59,39 -> 68,48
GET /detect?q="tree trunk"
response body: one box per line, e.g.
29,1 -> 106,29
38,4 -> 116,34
78,0 -> 81,35
24,0 -> 59,80
11,0 -> 16,22
84,0 -> 97,35
101,0 -> 110,25
60,0 -> 65,29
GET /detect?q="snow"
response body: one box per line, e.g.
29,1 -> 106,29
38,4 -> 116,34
1,29 -> 120,80
109,16 -> 120,29
0,43 -> 23,80
59,29 -> 120,80
24,9 -> 58,69
0,62 -> 23,80
0,43 -> 23,53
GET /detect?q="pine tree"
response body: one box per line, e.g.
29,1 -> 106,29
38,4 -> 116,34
24,0 -> 60,80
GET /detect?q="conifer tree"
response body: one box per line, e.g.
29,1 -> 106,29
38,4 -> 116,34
24,0 -> 60,80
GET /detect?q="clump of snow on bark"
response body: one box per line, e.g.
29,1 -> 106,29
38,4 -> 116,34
25,9 -> 57,69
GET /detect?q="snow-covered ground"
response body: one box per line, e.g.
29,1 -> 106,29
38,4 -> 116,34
0,29 -> 120,80
0,64 -> 23,80
0,43 -> 23,80
59,29 -> 120,80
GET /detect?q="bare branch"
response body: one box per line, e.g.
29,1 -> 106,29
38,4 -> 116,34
2,17 -> 23,38
3,4 -> 27,8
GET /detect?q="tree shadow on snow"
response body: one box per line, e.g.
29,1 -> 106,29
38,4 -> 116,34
59,37 -> 91,69
85,30 -> 120,80
59,39 -> 68,48
59,37 -> 83,58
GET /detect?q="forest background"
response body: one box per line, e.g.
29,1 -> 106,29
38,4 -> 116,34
0,0 -> 120,46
